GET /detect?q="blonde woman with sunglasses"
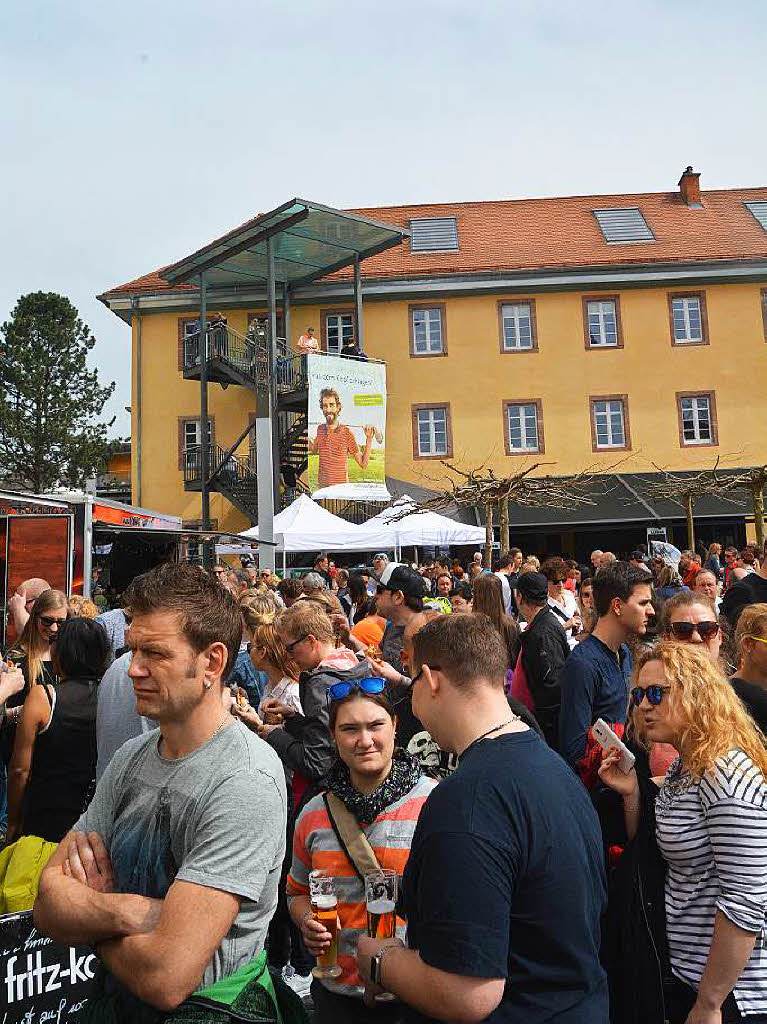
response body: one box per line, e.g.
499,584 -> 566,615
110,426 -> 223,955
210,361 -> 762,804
599,642 -> 767,1024
731,603 -> 767,733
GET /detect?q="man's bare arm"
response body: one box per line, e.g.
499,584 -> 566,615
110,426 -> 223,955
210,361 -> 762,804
34,831 -> 161,947
96,880 -> 241,1011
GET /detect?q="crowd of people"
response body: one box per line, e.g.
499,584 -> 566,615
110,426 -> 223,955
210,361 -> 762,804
0,535 -> 765,1024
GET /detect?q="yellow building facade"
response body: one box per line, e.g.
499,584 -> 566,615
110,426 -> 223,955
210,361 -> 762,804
101,174 -> 767,548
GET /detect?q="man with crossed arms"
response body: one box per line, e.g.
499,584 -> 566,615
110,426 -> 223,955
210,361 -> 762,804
33,563 -> 286,1022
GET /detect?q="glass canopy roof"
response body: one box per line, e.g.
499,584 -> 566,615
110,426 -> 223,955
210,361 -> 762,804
161,199 -> 409,288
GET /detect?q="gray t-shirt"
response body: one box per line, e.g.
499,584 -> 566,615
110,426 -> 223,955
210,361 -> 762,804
76,719 -> 287,989
96,652 -> 155,780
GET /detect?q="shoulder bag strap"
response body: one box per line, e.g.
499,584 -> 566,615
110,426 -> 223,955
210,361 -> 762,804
323,792 -> 382,882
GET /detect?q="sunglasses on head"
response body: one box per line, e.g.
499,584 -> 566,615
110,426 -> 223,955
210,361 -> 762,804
669,620 -> 719,641
630,684 -> 671,707
326,676 -> 387,706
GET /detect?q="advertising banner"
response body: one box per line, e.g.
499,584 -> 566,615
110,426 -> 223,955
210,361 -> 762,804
0,910 -> 96,1022
307,354 -> 389,501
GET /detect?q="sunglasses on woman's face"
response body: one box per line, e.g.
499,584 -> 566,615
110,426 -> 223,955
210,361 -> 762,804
669,620 -> 719,641
630,684 -> 671,707
326,676 -> 387,706
39,615 -> 68,628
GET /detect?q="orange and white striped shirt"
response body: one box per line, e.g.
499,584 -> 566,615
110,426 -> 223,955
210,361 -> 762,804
287,777 -> 436,995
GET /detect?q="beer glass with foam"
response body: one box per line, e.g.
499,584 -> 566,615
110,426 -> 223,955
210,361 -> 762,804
311,874 -> 342,979
365,869 -> 397,940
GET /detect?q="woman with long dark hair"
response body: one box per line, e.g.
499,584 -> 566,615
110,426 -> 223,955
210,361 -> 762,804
6,617 -> 111,844
471,574 -> 520,670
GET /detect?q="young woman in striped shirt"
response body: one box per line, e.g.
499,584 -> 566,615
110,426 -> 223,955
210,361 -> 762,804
286,679 -> 436,1023
600,641 -> 767,1024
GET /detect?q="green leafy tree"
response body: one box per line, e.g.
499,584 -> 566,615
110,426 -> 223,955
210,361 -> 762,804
0,292 -> 116,492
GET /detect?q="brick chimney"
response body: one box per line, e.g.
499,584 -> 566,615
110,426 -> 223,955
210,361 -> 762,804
678,166 -> 702,208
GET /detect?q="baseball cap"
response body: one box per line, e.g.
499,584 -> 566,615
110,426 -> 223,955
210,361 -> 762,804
515,571 -> 548,603
375,562 -> 426,599
373,553 -> 389,562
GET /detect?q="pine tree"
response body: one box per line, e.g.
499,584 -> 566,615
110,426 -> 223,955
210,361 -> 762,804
0,292 -> 116,492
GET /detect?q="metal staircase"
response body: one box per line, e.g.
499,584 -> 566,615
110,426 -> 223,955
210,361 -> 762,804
183,324 -> 380,527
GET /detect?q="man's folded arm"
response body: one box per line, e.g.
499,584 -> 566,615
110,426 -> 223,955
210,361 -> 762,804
96,879 -> 241,1011
34,831 -> 162,947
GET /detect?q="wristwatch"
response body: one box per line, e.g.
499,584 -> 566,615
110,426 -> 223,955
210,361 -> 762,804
369,951 -> 385,987
370,945 -> 395,986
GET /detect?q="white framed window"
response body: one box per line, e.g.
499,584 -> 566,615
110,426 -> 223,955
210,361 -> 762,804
680,395 -> 713,444
671,296 -> 704,343
324,313 -> 354,354
506,403 -> 540,452
592,399 -> 626,448
182,419 -> 212,471
501,303 -> 534,350
586,300 -> 619,347
416,408 -> 449,457
411,307 -> 444,355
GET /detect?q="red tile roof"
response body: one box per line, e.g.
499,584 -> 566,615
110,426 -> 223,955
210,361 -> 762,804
100,186 -> 767,298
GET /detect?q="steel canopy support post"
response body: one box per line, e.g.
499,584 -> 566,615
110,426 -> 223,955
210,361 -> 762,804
354,255 -> 364,351
199,273 -> 212,568
256,241 -> 276,570
284,283 -> 291,352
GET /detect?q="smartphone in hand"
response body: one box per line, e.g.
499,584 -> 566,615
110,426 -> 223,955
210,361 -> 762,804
593,718 -> 636,774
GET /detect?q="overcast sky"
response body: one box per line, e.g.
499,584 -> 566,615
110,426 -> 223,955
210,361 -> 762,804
2,0 -> 765,437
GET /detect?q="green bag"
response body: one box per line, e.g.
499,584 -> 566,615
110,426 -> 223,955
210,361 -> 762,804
166,952 -> 309,1024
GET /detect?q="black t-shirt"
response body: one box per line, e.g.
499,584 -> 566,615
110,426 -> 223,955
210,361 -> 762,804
731,677 -> 767,734
402,729 -> 608,1024
721,573 -> 767,628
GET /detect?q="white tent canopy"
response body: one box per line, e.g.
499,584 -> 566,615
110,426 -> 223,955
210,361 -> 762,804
239,494 -> 370,553
354,495 -> 486,549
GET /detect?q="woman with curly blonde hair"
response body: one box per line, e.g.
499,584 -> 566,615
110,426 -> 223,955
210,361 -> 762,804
600,641 -> 767,1024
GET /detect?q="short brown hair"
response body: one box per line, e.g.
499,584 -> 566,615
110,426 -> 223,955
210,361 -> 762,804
328,689 -> 395,730
278,600 -> 334,643
735,603 -> 767,662
126,563 -> 242,681
277,577 -> 303,603
411,613 -> 507,690
661,589 -> 716,634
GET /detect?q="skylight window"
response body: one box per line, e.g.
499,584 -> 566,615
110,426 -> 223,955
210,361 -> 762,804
593,208 -> 655,244
410,217 -> 459,253
744,201 -> 767,231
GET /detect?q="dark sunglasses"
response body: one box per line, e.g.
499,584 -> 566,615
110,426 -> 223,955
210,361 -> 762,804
40,615 -> 68,628
410,665 -> 441,686
284,634 -> 309,653
630,684 -> 671,707
326,676 -> 387,705
669,621 -> 720,641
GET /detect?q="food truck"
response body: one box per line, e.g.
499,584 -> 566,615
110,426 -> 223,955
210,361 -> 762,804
0,489 -> 184,647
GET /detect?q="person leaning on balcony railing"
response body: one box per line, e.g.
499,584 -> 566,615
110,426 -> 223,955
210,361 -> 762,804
296,326 -> 320,354
340,336 -> 367,361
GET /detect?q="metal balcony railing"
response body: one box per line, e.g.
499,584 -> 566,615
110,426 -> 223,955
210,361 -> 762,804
183,444 -> 256,488
183,325 -> 268,387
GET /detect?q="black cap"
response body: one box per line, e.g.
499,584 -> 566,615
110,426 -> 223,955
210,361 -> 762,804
515,571 -> 548,602
375,562 -> 426,599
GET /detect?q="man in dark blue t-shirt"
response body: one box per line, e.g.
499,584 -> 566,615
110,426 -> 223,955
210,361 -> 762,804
356,614 -> 608,1023
558,563 -> 654,782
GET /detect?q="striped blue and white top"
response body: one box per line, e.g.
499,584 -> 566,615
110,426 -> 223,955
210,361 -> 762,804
655,749 -> 767,1017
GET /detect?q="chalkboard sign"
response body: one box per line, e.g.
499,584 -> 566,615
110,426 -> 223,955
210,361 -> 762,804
0,909 -> 95,1022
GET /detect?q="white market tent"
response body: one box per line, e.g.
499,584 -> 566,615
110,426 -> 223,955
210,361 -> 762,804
354,495 -> 486,551
238,493 -> 486,569
239,494 -> 370,558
